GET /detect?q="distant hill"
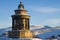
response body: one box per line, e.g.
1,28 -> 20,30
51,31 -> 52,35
0,25 -> 52,36
36,28 -> 60,39
31,25 -> 54,35
0,27 -> 11,34
0,25 -> 60,39
31,25 -> 52,31
30,25 -> 44,30
55,26 -> 60,29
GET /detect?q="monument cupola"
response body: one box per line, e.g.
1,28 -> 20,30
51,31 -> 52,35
15,1 -> 27,15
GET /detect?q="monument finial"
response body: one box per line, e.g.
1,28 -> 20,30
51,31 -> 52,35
20,0 -> 22,4
18,0 -> 24,9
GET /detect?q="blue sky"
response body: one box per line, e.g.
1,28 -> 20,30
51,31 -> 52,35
0,0 -> 60,28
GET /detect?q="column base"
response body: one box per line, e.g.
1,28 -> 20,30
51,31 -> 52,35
8,30 -> 33,38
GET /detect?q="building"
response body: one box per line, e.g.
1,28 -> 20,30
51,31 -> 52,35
8,1 -> 33,38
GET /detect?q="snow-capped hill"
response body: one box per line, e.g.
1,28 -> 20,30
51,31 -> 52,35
35,29 -> 60,39
30,25 -> 45,30
0,27 -> 11,35
31,26 -> 53,35
54,26 -> 60,29
0,26 -> 60,39
0,28 -> 6,34
0,25 -> 52,35
31,25 -> 52,31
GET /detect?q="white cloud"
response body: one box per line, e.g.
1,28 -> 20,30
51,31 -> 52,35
37,7 -> 60,13
41,19 -> 60,26
28,6 -> 60,13
44,19 -> 60,24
